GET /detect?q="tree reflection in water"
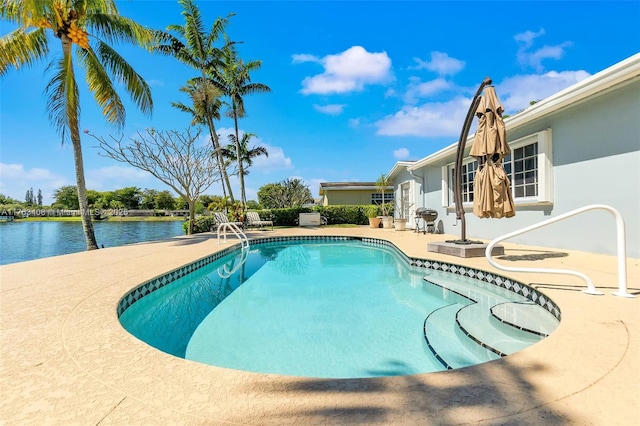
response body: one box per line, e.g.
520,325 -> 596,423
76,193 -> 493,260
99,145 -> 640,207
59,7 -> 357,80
272,245 -> 311,275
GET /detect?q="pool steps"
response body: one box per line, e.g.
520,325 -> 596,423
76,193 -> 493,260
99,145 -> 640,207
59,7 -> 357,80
424,304 -> 500,369
422,274 -> 558,370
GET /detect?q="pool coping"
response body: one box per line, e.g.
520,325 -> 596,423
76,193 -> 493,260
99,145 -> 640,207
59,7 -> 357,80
1,226 -> 638,425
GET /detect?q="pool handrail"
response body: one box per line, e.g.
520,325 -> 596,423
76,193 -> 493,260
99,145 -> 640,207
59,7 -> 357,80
217,222 -> 249,249
486,204 -> 634,298
216,222 -> 250,278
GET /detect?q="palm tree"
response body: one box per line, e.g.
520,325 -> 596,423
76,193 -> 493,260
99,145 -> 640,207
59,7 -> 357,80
1,0 -> 154,250
171,78 -> 233,199
214,42 -> 271,208
155,0 -> 235,200
221,132 -> 268,178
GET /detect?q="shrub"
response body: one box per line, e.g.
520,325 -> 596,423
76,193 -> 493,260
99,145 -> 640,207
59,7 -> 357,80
183,216 -> 215,234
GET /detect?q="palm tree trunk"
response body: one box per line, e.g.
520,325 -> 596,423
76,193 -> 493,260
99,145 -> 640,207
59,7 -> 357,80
205,115 -> 234,201
62,37 -> 98,251
70,122 -> 99,250
232,105 -> 246,209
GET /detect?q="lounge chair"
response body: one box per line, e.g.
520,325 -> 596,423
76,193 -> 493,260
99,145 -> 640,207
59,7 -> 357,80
246,211 -> 273,230
211,212 -> 244,232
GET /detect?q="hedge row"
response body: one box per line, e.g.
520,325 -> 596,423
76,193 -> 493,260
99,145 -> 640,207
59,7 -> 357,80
183,204 -> 395,234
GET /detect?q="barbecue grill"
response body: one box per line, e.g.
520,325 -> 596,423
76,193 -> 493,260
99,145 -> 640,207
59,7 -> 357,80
414,208 -> 438,234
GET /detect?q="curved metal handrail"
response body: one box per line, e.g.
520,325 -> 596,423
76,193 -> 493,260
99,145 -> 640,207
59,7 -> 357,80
486,204 -> 633,298
216,222 -> 250,278
217,222 -> 248,248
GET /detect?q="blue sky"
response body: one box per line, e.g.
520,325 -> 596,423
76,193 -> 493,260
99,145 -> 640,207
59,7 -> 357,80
1,1 -> 639,205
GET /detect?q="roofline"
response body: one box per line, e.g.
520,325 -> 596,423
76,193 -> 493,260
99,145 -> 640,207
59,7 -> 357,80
408,52 -> 640,171
386,161 -> 416,178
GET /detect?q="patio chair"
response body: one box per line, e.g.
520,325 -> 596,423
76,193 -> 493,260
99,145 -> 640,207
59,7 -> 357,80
246,211 -> 273,230
211,212 -> 244,232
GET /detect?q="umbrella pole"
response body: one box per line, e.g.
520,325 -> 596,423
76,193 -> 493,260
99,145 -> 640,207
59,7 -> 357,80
450,77 -> 492,244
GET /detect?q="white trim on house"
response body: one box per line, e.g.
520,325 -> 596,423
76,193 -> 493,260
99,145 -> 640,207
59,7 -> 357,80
387,161 -> 416,179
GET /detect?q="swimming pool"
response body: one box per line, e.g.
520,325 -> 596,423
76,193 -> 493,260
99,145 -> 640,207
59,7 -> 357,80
118,236 -> 560,378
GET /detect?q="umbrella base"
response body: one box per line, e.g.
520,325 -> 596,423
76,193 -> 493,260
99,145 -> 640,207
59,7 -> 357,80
428,241 -> 504,258
445,239 -> 484,245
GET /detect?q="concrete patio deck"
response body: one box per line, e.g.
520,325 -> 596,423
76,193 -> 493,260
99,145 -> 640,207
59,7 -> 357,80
1,226 -> 638,425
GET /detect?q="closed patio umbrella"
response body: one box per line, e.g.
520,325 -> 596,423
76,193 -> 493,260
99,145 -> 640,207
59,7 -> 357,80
469,86 -> 515,219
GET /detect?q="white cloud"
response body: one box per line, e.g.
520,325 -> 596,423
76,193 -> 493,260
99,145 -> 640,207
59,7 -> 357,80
404,77 -> 452,104
296,46 -> 393,95
292,53 -> 320,64
251,143 -> 293,172
374,96 -> 472,137
393,148 -> 410,159
348,118 -> 361,128
313,104 -> 346,115
0,163 -> 70,205
514,28 -> 545,48
515,28 -> 572,71
498,70 -> 591,113
411,51 -> 465,75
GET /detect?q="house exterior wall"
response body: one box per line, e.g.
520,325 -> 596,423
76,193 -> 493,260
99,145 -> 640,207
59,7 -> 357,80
414,79 -> 640,258
322,190 -> 377,206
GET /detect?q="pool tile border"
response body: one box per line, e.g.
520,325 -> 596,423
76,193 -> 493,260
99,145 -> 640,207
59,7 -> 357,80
117,236 -> 560,321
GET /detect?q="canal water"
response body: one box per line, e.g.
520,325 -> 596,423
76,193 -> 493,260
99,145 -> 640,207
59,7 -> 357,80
0,220 -> 186,265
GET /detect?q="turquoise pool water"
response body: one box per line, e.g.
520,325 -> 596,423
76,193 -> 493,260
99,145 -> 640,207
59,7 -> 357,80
119,239 -> 560,378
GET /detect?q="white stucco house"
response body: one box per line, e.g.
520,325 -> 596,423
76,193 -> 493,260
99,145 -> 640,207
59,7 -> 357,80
388,53 -> 640,258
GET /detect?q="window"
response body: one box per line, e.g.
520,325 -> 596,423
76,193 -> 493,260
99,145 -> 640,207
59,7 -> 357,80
371,193 -> 394,205
504,143 -> 538,198
443,129 -> 552,206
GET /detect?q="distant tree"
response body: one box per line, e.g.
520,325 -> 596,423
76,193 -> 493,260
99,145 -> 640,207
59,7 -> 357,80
90,127 -> 219,234
246,200 -> 259,210
140,189 -> 159,209
0,194 -> 19,205
37,189 -> 43,206
94,191 -> 114,210
112,186 -> 142,210
155,190 -> 176,210
24,188 -> 32,205
53,185 -> 79,209
206,195 -> 229,211
86,189 -> 100,207
257,182 -> 286,209
3,194 -> 15,204
1,0 -> 156,250
257,178 -> 313,209
198,194 -> 215,210
283,178 -> 313,208
109,200 -> 125,209
174,196 -> 188,210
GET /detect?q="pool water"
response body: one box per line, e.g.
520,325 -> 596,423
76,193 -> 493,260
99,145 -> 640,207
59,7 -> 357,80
119,239 -> 559,378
